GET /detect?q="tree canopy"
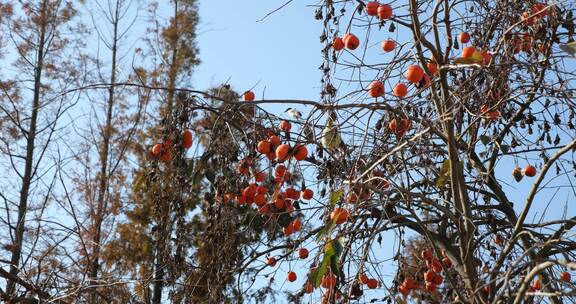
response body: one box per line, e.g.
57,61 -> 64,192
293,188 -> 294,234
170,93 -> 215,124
0,0 -> 575,304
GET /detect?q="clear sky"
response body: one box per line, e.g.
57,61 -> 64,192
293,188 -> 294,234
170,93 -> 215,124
193,1 -> 323,102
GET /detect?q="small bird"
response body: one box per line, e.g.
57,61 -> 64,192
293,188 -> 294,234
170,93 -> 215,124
285,108 -> 303,120
559,41 -> 576,57
321,117 -> 341,150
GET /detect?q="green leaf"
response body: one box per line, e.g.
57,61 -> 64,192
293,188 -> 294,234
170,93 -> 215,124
330,254 -> 339,276
479,135 -> 491,145
311,254 -> 332,287
330,238 -> 343,257
329,189 -> 344,206
435,159 -> 451,187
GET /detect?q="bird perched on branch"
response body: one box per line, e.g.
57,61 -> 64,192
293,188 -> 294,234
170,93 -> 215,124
285,108 -> 302,120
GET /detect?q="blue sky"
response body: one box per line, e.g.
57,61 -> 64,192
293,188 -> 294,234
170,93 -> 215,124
193,1 -> 323,101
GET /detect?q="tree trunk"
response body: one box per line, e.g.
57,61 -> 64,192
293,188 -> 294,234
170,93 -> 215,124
6,0 -> 48,295
88,1 -> 120,302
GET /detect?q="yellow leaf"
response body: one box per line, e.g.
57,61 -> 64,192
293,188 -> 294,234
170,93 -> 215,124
454,50 -> 483,65
435,159 -> 451,187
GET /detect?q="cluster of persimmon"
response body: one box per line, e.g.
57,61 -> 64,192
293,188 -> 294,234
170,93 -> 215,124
388,117 -> 411,138
528,271 -> 572,292
401,249 -> 453,296
302,272 -> 344,304
149,130 -> 193,162
331,1 -> 393,53
512,164 -> 537,182
518,3 -> 555,53
267,242 -> 311,282
359,273 -> 380,290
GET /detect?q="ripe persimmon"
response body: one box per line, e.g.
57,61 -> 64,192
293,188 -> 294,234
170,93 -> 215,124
425,282 -> 437,292
275,164 -> 287,177
365,1 -> 379,16
330,208 -> 349,224
459,32 -> 470,44
428,258 -> 443,273
427,61 -> 438,75
432,273 -> 443,285
399,284 -> 410,296
298,248 -> 309,259
257,140 -> 271,154
302,189 -> 313,200
442,256 -> 452,268
293,145 -> 308,161
393,83 -> 408,99
151,143 -> 162,157
182,130 -> 193,148
531,278 -> 542,290
280,120 -> 291,132
482,50 -> 492,65
368,81 -> 385,97
266,152 -> 276,161
523,165 -> 537,177
291,218 -> 302,231
237,195 -> 247,205
243,186 -> 255,199
267,256 -> 277,267
159,151 -> 172,163
381,39 -> 396,52
283,225 -> 294,236
421,249 -> 433,261
255,172 -> 267,183
462,46 -> 476,58
287,271 -> 297,282
403,278 -> 419,289
285,188 -> 300,200
273,197 -> 284,208
257,186 -> 268,195
494,234 -> 504,246
244,90 -> 255,101
522,11 -> 534,25
332,37 -> 344,51
405,65 -> 424,84
377,4 -> 392,19
360,274 -> 369,284
304,283 -> 313,294
560,271 -> 571,282
276,144 -> 290,161
321,273 -> 336,289
367,278 -> 378,289
344,33 -> 360,50
254,194 -> 266,207
269,135 -> 281,147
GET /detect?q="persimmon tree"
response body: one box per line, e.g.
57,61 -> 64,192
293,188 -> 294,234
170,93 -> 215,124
190,0 -> 576,303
